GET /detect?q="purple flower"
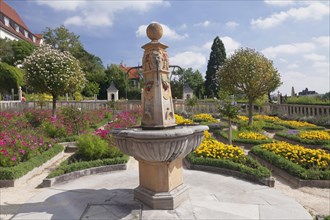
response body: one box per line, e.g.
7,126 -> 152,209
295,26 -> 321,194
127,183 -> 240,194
287,130 -> 299,135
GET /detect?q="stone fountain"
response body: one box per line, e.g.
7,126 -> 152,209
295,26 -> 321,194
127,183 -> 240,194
111,22 -> 208,210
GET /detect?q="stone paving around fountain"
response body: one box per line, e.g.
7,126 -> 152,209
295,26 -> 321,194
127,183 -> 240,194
6,158 -> 312,220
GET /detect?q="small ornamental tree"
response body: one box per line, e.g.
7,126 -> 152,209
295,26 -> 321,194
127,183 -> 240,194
23,45 -> 86,117
217,48 -> 281,125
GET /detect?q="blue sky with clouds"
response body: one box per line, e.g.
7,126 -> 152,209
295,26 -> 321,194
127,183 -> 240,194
7,0 -> 330,95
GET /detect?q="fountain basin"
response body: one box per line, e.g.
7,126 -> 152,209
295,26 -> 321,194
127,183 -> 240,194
111,125 -> 208,162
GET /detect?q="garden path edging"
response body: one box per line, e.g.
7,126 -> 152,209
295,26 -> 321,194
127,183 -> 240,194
0,150 -> 65,188
42,163 -> 127,187
249,151 -> 330,188
183,158 -> 275,187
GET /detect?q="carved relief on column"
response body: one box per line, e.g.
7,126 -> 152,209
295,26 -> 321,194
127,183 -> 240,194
143,49 -> 169,72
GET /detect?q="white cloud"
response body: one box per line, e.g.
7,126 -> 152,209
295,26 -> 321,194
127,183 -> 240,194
136,23 -> 188,40
251,2 -> 329,29
262,42 -> 315,58
194,20 -> 211,27
202,37 -> 240,56
264,0 -> 295,7
169,52 -> 206,70
225,21 -> 239,28
37,1 -> 169,27
221,37 -> 241,55
288,63 -> 298,69
36,0 -> 84,11
304,53 -> 326,62
313,61 -> 330,70
313,36 -> 330,47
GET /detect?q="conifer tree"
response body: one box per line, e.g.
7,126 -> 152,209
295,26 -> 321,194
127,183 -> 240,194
204,36 -> 226,98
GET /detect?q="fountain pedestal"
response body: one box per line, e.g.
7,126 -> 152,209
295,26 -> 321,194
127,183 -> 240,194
111,22 -> 208,210
135,159 -> 188,209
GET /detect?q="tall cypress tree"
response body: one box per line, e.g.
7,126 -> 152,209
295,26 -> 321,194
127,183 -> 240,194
204,36 -> 226,98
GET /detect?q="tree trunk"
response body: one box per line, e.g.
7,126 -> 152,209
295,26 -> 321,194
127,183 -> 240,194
228,118 -> 232,145
248,100 -> 253,126
52,95 -> 57,118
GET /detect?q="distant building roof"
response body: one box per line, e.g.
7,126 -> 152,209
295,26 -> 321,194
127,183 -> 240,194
119,64 -> 140,79
298,88 -> 317,96
183,85 -> 193,93
107,81 -> 118,92
0,0 -> 41,45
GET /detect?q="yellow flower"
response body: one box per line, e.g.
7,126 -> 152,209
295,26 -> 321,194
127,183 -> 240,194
192,113 -> 218,123
238,131 -> 268,140
299,131 -> 330,140
175,114 -> 193,125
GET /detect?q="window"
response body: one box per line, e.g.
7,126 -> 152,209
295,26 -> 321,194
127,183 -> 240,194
4,16 -> 9,26
15,24 -> 19,32
24,30 -> 28,38
32,36 -> 36,42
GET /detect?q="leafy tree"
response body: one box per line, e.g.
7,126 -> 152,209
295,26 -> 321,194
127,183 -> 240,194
43,25 -> 105,97
217,48 -> 281,125
218,92 -> 240,145
170,68 -> 205,99
82,81 -> 100,97
104,64 -> 129,99
23,45 -> 86,117
0,62 -> 24,95
2,40 -> 35,66
0,39 -> 13,62
205,36 -> 226,98
43,25 -> 82,53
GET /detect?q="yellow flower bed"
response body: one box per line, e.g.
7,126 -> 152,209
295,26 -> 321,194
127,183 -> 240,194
192,113 -> 218,123
299,130 -> 330,140
237,115 -> 248,121
238,131 -> 268,140
279,120 -> 316,128
254,115 -> 280,122
194,131 -> 245,163
175,114 -> 193,125
261,142 -> 330,170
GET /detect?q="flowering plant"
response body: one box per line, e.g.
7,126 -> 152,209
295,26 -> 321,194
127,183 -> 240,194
194,131 -> 246,163
192,113 -> 218,123
175,114 -> 193,125
299,130 -> 330,140
261,141 -> 330,170
238,131 -> 268,140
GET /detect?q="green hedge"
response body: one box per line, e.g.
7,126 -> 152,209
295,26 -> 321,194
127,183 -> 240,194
250,146 -> 330,180
47,155 -> 129,178
276,131 -> 329,146
216,130 -> 274,145
263,122 -> 286,131
274,122 -> 325,130
0,144 -> 64,180
186,153 -> 271,179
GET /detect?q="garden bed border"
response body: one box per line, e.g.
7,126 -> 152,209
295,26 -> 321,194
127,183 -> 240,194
0,150 -> 65,188
183,158 -> 275,187
42,163 -> 127,187
273,134 -> 326,150
249,151 -> 330,188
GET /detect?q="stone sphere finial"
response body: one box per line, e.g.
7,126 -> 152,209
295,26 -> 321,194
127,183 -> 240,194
146,22 -> 163,41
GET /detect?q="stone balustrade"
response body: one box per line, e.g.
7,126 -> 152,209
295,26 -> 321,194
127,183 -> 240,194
1,100 -> 329,117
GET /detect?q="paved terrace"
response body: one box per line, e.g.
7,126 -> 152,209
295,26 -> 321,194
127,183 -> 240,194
5,159 -> 313,220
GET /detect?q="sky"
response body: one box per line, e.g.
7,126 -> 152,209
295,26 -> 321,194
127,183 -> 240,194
6,0 -> 330,95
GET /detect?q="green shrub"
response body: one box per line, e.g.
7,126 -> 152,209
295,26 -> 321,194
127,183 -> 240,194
0,144 -> 64,180
42,121 -> 67,138
60,105 -> 87,135
47,155 -> 129,178
250,146 -> 330,180
186,153 -> 271,179
238,120 -> 265,132
76,134 -> 123,161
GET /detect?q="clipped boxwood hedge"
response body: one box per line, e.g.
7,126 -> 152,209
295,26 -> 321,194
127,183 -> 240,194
250,145 -> 330,180
276,131 -> 329,146
47,155 -> 129,178
186,153 -> 271,179
0,144 -> 64,180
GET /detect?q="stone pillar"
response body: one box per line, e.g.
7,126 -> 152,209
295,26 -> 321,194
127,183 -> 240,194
18,86 -> 22,101
141,23 -> 175,129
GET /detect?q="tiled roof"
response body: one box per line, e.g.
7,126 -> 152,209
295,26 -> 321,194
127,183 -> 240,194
0,0 -> 28,30
0,0 -> 40,46
119,64 -> 140,79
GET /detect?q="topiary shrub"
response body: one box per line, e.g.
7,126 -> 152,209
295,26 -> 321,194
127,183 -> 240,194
75,134 -> 123,161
